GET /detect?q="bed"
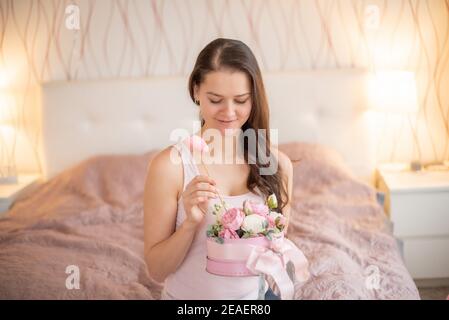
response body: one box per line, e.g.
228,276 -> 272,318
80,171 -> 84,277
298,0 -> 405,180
0,70 -> 420,299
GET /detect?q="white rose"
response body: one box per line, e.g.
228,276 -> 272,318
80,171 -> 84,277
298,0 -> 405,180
241,214 -> 267,234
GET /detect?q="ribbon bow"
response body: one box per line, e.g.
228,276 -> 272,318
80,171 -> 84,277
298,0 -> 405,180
246,238 -> 310,300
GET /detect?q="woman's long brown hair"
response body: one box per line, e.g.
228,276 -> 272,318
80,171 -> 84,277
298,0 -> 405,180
188,38 -> 290,213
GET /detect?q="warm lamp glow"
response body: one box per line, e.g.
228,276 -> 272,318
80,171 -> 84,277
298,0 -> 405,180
0,73 -> 8,88
0,83 -> 18,183
0,90 -> 16,125
368,71 -> 419,113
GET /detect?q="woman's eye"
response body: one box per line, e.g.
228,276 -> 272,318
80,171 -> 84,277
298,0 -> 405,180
209,99 -> 248,104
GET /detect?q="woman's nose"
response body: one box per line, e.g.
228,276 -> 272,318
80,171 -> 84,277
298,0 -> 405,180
223,101 -> 236,116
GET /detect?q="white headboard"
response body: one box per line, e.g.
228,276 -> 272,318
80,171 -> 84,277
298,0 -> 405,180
39,69 -> 375,183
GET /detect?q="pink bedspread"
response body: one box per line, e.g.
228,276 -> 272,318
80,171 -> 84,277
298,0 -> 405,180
0,142 -> 420,299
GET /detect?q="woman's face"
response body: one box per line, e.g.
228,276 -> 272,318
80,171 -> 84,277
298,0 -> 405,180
194,69 -> 252,135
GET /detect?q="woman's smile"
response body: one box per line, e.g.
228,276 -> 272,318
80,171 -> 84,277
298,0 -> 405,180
216,118 -> 236,126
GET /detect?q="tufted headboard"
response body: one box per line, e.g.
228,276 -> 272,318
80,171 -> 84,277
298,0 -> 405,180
39,69 -> 375,183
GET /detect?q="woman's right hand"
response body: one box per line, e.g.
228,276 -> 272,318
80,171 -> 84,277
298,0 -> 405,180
182,175 -> 218,227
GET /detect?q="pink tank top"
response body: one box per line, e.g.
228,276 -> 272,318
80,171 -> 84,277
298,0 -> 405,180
161,139 -> 269,300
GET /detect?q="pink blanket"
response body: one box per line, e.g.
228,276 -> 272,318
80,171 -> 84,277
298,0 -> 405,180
0,142 -> 419,299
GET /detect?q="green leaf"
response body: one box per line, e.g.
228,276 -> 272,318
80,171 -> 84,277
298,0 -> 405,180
242,231 -> 253,239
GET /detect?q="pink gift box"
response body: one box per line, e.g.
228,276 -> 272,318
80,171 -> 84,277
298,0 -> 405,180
205,233 -> 310,300
206,236 -> 276,277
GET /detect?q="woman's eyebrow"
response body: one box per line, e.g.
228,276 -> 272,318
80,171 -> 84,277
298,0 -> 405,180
206,92 -> 251,97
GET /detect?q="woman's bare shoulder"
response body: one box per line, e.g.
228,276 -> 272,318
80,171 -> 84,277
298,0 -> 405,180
151,144 -> 183,166
146,145 -> 183,199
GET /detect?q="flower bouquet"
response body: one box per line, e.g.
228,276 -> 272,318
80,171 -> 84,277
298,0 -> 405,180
205,193 -> 310,300
206,193 -> 285,242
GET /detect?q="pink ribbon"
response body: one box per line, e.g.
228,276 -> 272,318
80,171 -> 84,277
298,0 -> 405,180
245,238 -> 310,300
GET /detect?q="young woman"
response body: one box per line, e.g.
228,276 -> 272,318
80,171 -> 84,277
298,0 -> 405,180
143,38 -> 293,300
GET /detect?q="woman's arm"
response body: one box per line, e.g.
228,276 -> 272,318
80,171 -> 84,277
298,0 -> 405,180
143,147 -> 198,283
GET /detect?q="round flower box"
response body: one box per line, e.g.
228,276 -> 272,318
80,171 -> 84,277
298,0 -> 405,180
206,235 -> 282,277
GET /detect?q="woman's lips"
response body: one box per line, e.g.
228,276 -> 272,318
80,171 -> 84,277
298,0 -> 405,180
216,119 -> 236,125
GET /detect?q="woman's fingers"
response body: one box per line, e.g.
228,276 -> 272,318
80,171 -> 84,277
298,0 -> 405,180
192,190 -> 218,199
188,196 -> 209,208
194,197 -> 208,204
183,175 -> 219,216
186,192 -> 217,205
191,182 -> 218,193
184,179 -> 218,197
192,175 -> 216,186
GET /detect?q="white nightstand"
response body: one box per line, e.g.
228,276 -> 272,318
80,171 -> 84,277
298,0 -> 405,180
0,174 -> 41,218
376,168 -> 449,280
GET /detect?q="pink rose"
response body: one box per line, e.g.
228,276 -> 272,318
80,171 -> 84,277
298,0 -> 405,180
221,208 -> 245,230
267,215 -> 276,228
243,200 -> 269,218
218,228 -> 239,239
185,135 -> 209,153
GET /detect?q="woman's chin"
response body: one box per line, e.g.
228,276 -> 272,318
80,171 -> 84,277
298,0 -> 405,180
217,127 -> 240,136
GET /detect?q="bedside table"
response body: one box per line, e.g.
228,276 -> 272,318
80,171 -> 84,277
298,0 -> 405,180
376,168 -> 449,280
0,174 -> 41,218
